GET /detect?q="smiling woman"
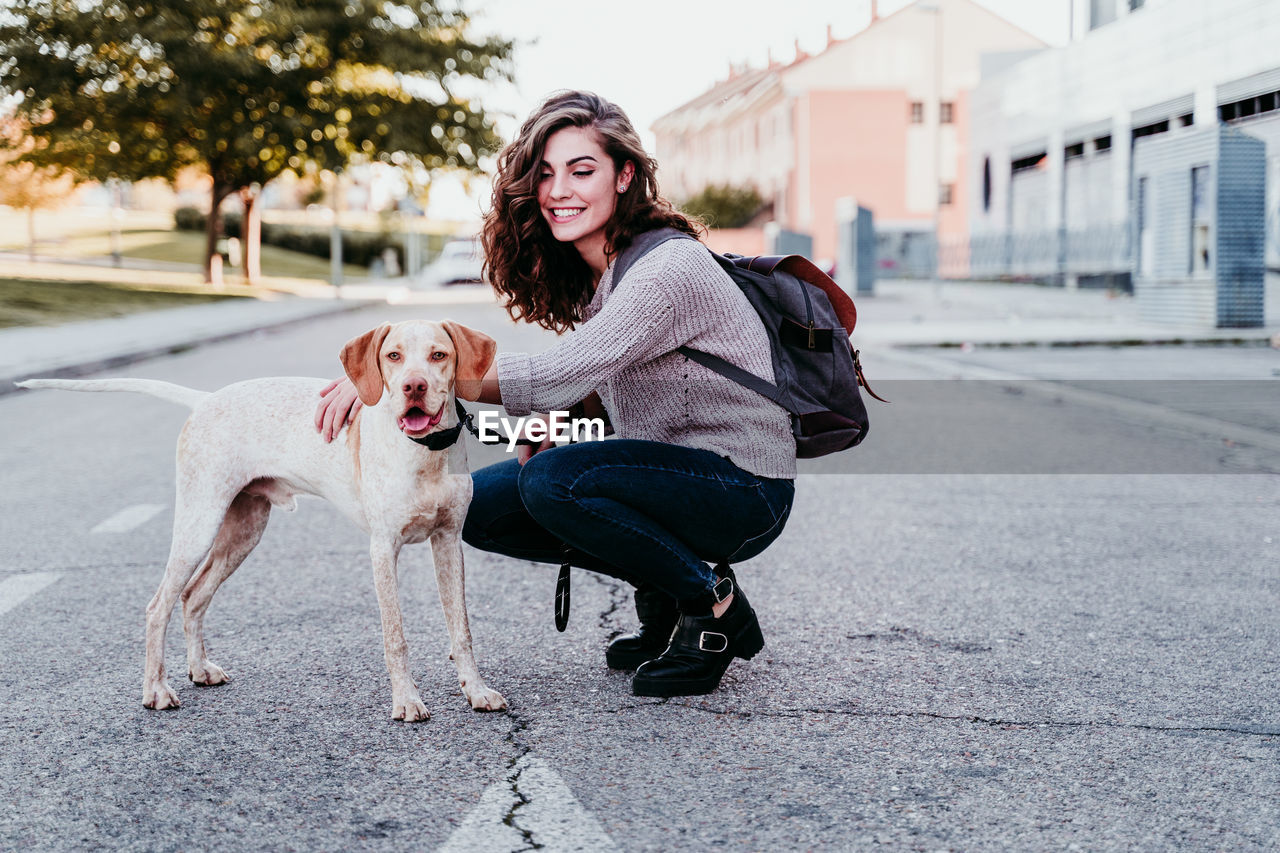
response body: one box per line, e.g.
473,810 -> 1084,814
318,91 -> 797,700
480,91 -> 699,334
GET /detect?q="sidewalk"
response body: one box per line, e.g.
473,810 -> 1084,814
853,279 -> 1280,348
2,278 -> 1276,395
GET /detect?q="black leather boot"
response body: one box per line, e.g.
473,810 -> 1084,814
631,571 -> 764,697
605,585 -> 679,670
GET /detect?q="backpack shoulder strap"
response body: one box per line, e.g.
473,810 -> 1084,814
677,346 -> 792,413
610,228 -> 697,286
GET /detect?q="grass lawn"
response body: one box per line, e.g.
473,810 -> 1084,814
6,226 -> 371,281
0,276 -> 242,328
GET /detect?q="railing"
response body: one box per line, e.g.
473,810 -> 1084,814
927,224 -> 1132,282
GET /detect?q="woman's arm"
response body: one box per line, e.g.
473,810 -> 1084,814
495,246 -> 687,416
473,362 -> 502,405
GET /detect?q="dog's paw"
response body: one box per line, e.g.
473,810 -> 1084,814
188,661 -> 230,686
143,680 -> 180,710
392,693 -> 430,723
464,684 -> 507,712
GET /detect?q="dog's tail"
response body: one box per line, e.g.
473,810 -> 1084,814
16,378 -> 210,409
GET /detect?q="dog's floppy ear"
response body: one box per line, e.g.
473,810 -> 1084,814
340,323 -> 393,406
441,321 -> 497,401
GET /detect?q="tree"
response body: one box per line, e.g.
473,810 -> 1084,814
680,184 -> 765,230
0,114 -> 77,260
0,1 -> 510,283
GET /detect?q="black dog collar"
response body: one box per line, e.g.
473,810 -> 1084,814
407,399 -> 468,450
407,399 -> 540,451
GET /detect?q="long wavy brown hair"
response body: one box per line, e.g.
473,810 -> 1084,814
481,90 -> 702,333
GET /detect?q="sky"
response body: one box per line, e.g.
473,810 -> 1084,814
429,0 -> 1072,220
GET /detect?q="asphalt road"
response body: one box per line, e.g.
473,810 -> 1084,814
2,300 -> 1278,851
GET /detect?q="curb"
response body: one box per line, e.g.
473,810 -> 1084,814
901,335 -> 1277,350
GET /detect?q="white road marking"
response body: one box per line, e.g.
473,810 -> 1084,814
91,503 -> 166,534
438,756 -> 618,853
0,572 -> 61,617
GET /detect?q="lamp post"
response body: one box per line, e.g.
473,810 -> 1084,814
917,1 -> 943,283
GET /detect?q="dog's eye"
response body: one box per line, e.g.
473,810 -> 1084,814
430,351 -> 447,361
386,352 -> 401,361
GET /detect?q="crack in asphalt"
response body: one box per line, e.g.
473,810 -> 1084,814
845,626 -> 1002,653
500,710 -> 541,851
604,701 -> 1279,738
589,572 -> 629,642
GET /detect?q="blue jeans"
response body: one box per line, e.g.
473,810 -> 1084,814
462,440 -> 795,611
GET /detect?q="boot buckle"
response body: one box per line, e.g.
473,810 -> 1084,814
698,631 -> 729,653
711,575 -> 734,603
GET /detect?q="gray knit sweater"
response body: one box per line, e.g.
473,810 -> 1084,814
496,237 -> 797,479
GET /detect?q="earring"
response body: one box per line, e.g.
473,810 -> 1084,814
618,183 -> 628,193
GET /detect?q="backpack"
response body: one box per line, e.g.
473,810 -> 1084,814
612,228 -> 885,458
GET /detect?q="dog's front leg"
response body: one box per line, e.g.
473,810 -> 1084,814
431,530 -> 506,711
369,538 -> 429,722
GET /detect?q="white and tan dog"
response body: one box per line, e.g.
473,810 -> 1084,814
19,320 -> 506,721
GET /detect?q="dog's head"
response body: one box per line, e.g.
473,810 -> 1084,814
340,320 -> 496,440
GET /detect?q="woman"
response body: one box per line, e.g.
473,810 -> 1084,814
319,91 -> 795,697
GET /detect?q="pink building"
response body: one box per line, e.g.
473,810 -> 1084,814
652,0 -> 1044,267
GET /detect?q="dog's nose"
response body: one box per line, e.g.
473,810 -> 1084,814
403,378 -> 428,397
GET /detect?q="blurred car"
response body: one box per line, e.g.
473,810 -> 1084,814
417,237 -> 486,288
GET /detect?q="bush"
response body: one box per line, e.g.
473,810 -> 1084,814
173,206 -> 206,231
173,206 -> 403,269
679,184 -> 764,229
172,206 -> 241,237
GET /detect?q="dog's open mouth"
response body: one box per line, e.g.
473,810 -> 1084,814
398,403 -> 445,435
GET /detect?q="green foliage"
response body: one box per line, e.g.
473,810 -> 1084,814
173,206 -> 208,231
0,1 -> 512,197
680,184 -> 765,229
0,277 -> 236,329
173,206 -> 403,268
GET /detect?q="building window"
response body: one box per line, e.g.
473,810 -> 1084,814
1190,165 -> 1211,275
982,157 -> 992,212
1132,119 -> 1169,140
939,183 -> 954,206
1094,134 -> 1112,153
1178,113 -> 1194,127
1220,90 -> 1280,123
910,101 -> 924,123
1064,142 -> 1085,161
1011,151 -> 1046,174
940,102 -> 954,124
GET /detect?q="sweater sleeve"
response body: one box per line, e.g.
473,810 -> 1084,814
496,247 -> 686,416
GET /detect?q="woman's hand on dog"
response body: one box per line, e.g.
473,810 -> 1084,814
316,377 -> 363,443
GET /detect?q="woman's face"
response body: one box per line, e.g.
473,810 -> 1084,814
537,126 -> 634,253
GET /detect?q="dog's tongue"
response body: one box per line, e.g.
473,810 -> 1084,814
400,409 -> 440,433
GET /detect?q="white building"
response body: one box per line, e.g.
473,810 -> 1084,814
966,0 -> 1280,291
